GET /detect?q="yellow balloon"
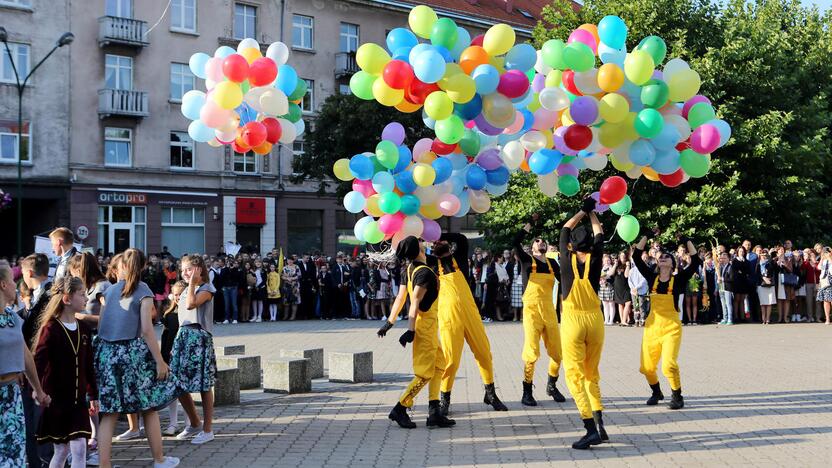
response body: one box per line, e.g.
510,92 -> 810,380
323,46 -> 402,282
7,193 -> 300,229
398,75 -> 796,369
610,153 -> 634,171
365,195 -> 383,217
642,166 -> 660,181
415,151 -> 437,164
489,56 -> 506,74
483,24 -> 516,56
599,93 -> 630,123
333,159 -> 353,181
598,122 -> 627,148
560,107 -> 575,126
545,70 -> 563,88
424,91 -> 453,120
597,63 -> 624,92
408,5 -> 438,39
240,47 -> 262,64
356,43 -> 391,75
623,112 -> 640,140
444,74 -> 476,103
412,163 -> 436,186
541,129 -> 554,149
212,81 -> 243,109
419,203 -> 442,220
667,69 -> 701,102
372,78 -> 404,106
623,50 -> 655,86
527,95 -> 541,112
395,100 -> 422,114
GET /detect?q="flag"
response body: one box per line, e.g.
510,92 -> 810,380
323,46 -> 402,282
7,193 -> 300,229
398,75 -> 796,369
277,248 -> 284,298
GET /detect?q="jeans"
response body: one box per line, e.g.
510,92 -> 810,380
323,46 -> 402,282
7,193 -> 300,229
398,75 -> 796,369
349,290 -> 361,318
223,287 -> 238,321
23,384 -> 46,467
719,290 -> 734,322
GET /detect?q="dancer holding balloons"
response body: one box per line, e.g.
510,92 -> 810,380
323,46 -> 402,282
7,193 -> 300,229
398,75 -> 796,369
512,215 -> 567,407
559,198 -> 608,450
631,234 -> 699,410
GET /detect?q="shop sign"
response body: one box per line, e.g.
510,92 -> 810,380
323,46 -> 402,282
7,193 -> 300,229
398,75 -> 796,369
98,191 -> 147,205
236,197 -> 266,225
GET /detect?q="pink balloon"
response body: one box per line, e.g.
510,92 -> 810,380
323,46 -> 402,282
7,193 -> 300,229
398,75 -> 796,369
391,230 -> 406,247
378,214 -> 404,235
682,95 -> 712,119
497,70 -> 530,99
690,124 -> 720,154
437,193 -> 461,216
532,108 -> 558,130
503,111 -> 525,134
352,179 -> 376,197
205,57 -> 224,82
412,138 -> 433,160
199,100 -> 231,128
557,163 -> 579,177
568,29 -> 598,54
421,218 -> 441,241
531,73 -> 546,93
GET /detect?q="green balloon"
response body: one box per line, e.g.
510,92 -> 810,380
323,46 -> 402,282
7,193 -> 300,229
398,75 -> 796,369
680,149 -> 711,178
378,192 -> 401,214
430,18 -> 458,50
283,103 -> 302,123
288,78 -> 308,101
350,71 -> 376,100
558,174 -> 580,197
525,68 -> 536,83
563,42 -> 595,72
561,155 -> 576,164
634,108 -> 664,138
240,80 -> 251,95
610,195 -> 632,215
459,129 -> 480,156
376,140 -> 399,169
541,39 -> 566,70
364,221 -> 384,244
369,155 -> 386,174
636,36 -> 667,65
687,102 -> 716,128
616,214 -> 640,242
435,115 -> 465,144
640,79 -> 669,109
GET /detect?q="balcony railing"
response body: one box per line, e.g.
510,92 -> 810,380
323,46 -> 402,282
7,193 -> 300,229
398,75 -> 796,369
98,89 -> 149,118
335,52 -> 359,79
98,16 -> 149,48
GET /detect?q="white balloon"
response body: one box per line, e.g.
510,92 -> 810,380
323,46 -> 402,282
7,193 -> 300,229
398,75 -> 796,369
520,131 -> 547,153
664,114 -> 692,141
237,38 -> 260,53
537,173 -> 559,197
468,190 -> 491,213
501,140 -> 525,170
625,165 -> 643,179
586,127 -> 603,153
294,119 -> 305,137
534,49 -> 553,75
584,154 -> 608,171
663,58 -> 690,80
612,143 -> 632,164
574,69 -> 602,95
266,42 -> 290,66
539,87 -> 570,111
277,118 -> 296,144
414,186 -> 438,205
402,216 -> 424,237
259,89 -> 289,115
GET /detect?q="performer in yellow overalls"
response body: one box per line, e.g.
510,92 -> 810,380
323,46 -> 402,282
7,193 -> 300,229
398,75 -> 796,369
512,221 -> 566,406
559,198 -> 608,449
631,235 -> 699,410
378,236 -> 455,429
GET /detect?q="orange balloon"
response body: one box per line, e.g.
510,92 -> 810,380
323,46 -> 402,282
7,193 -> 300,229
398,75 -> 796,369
393,187 -> 404,196
252,141 -> 272,155
597,63 -> 625,93
577,24 -> 600,47
459,46 -> 490,75
235,136 -> 251,151
520,159 -> 530,172
642,166 -> 660,181
395,99 -> 422,113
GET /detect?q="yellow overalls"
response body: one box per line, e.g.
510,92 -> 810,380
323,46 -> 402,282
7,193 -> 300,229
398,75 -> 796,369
639,276 -> 682,390
399,264 -> 447,407
561,253 -> 605,420
521,257 -> 562,383
437,257 -> 494,392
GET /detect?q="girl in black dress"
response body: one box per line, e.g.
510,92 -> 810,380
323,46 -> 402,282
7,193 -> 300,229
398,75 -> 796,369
613,251 -> 632,326
160,281 -> 185,436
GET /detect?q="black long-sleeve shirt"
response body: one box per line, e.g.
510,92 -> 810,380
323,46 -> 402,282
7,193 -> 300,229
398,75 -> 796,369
559,227 -> 604,300
512,230 -> 560,289
634,247 -> 701,312
426,233 -> 470,281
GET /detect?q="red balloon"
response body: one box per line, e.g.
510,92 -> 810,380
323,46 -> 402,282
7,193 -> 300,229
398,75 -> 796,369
660,169 -> 685,188
241,121 -> 267,148
471,34 -> 485,47
431,139 -> 457,155
248,57 -> 277,87
599,175 -> 627,204
383,60 -> 415,90
232,140 -> 249,154
222,54 -> 250,83
406,78 -> 440,105
563,125 -> 593,151
675,140 -> 690,151
497,70 -> 530,99
561,70 -> 582,96
261,117 -> 282,144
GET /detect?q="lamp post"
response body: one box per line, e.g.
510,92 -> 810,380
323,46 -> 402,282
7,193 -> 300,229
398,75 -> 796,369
0,27 -> 74,256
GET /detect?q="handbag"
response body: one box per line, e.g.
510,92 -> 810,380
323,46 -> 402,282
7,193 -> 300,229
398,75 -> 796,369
782,272 -> 799,287
820,264 -> 831,289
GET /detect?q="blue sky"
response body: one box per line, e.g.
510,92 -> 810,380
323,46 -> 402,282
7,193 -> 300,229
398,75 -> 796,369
801,0 -> 832,11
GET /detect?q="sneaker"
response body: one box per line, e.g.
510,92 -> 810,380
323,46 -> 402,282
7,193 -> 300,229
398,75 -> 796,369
86,451 -> 100,466
482,317 -> 492,323
175,425 -> 202,440
162,425 -> 177,436
725,321 -> 733,326
114,429 -> 143,441
191,431 -> 215,445
222,320 -> 229,324
153,456 -> 180,468
232,320 -> 238,324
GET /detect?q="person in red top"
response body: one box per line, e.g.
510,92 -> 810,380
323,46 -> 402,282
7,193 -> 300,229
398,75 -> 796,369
802,250 -> 821,322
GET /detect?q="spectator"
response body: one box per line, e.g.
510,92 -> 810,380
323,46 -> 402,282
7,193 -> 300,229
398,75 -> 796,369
251,260 -> 266,323
49,227 -> 78,282
716,251 -> 735,325
600,254 -> 615,325
756,250 -> 777,324
508,249 -> 523,322
803,250 -> 821,322
817,247 -> 832,324
613,251 -> 632,326
317,264 -> 335,320
298,255 -> 317,320
281,258 -> 300,321
628,251 -> 650,327
266,263 -> 281,321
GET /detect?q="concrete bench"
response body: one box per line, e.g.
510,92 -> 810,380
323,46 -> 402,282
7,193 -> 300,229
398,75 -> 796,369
216,345 -> 246,356
280,348 -> 324,379
328,351 -> 373,383
216,355 -> 261,390
213,367 -> 240,406
263,358 -> 311,394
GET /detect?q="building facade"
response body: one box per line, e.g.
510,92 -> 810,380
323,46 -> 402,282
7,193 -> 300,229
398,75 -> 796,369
1,0 -> 546,258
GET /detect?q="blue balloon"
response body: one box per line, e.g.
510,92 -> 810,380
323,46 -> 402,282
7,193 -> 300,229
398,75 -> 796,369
421,110 -> 436,130
392,146 -> 411,174
453,191 -> 471,218
519,109 -> 535,133
392,46 -> 413,61
213,46 -> 236,59
276,65 -> 298,96
629,140 -> 657,166
598,15 -> 628,49
466,165 -> 487,190
485,183 -> 509,197
486,166 -> 510,185
399,194 -> 421,216
472,64 -> 500,94
188,120 -> 215,143
497,132 -> 522,146
188,53 -> 210,79
651,149 -> 681,175
450,27 -> 471,60
432,157 -> 453,184
395,170 -> 418,193
408,44 -> 432,66
651,125 -> 681,151
706,119 -> 732,146
512,89 -> 533,108
434,46 -> 454,63
349,154 -> 374,181
447,153 -> 468,170
387,28 -> 418,53
343,191 -> 366,214
455,94 -> 483,120
181,91 -> 205,121
450,172 -> 466,197
412,48 -> 446,84
598,42 -> 626,66
528,149 -> 563,175
505,44 -> 537,71
372,171 -> 395,193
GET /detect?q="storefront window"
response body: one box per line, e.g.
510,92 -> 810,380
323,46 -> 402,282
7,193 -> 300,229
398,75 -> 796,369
97,204 -> 145,254
161,207 -> 205,257
287,209 -> 322,255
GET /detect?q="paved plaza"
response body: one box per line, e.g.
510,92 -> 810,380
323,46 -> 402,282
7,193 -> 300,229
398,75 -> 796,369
112,321 -> 832,467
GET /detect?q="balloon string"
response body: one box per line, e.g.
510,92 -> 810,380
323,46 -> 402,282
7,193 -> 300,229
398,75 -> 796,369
144,0 -> 173,38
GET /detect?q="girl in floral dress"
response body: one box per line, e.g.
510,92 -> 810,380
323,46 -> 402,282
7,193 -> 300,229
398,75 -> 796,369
281,258 -> 300,321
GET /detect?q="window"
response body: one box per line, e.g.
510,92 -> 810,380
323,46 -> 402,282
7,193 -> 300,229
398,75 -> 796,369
161,207 -> 205,257
1,43 -> 30,84
287,209 -> 322,254
105,0 -> 131,17
104,127 -> 131,167
170,131 -> 194,169
233,3 -> 256,40
338,84 -> 351,95
169,63 -> 194,101
336,211 -> 361,253
171,0 -> 196,33
233,150 -> 257,173
105,55 -> 132,90
517,8 -> 534,20
97,205 -> 146,254
301,79 -> 314,113
292,14 -> 314,50
339,23 -> 359,53
0,120 -> 30,163
0,0 -> 31,8
292,140 -> 304,157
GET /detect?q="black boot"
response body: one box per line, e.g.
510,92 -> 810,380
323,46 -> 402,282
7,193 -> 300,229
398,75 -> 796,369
646,382 -> 664,406
592,410 -> 609,442
667,388 -> 684,410
572,418 -> 603,450
439,391 -> 451,417
388,402 -> 416,429
546,375 -> 566,403
521,381 -> 537,406
426,400 -> 456,428
483,383 -> 508,411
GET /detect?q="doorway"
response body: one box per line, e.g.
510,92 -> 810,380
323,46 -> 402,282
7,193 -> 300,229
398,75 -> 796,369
236,225 -> 261,255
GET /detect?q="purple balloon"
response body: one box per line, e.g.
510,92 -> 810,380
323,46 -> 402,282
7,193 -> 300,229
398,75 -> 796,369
570,96 -> 599,126
531,73 -> 546,93
651,70 -> 664,80
421,218 -> 441,241
590,191 -> 609,213
557,163 -> 579,177
474,114 -> 503,136
381,122 -> 406,146
476,148 -> 502,170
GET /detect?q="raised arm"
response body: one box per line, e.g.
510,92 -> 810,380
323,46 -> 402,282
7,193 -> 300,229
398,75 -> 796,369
632,237 -> 654,280
512,226 -> 533,265
589,212 -> 603,236
677,241 -> 701,283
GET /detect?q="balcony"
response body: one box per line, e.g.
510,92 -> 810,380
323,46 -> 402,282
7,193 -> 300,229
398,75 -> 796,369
98,89 -> 149,118
334,52 -> 359,79
98,16 -> 149,48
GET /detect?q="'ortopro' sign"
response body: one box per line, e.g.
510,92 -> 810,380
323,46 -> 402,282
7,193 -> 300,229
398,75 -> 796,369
98,191 -> 147,205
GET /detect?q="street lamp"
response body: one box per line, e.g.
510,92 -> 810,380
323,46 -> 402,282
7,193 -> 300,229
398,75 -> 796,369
0,27 -> 74,256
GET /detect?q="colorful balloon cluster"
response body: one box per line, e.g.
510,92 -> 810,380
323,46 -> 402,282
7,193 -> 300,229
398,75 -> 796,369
181,39 -> 305,154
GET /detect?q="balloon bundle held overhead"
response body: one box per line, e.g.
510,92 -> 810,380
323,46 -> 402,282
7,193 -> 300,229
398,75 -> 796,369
181,39 -> 305,153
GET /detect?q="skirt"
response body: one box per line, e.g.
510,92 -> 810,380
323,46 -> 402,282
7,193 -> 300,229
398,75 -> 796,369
818,286 -> 832,302
37,400 -> 91,444
511,279 -> 523,308
600,283 -> 614,302
281,283 -> 299,304
94,337 -> 181,414
757,286 -> 777,306
0,383 -> 25,467
169,326 -> 217,393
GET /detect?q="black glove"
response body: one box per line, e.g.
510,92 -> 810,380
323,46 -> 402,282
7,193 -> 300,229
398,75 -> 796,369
679,236 -> 693,246
399,330 -> 415,348
377,321 -> 394,338
581,197 -> 596,214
